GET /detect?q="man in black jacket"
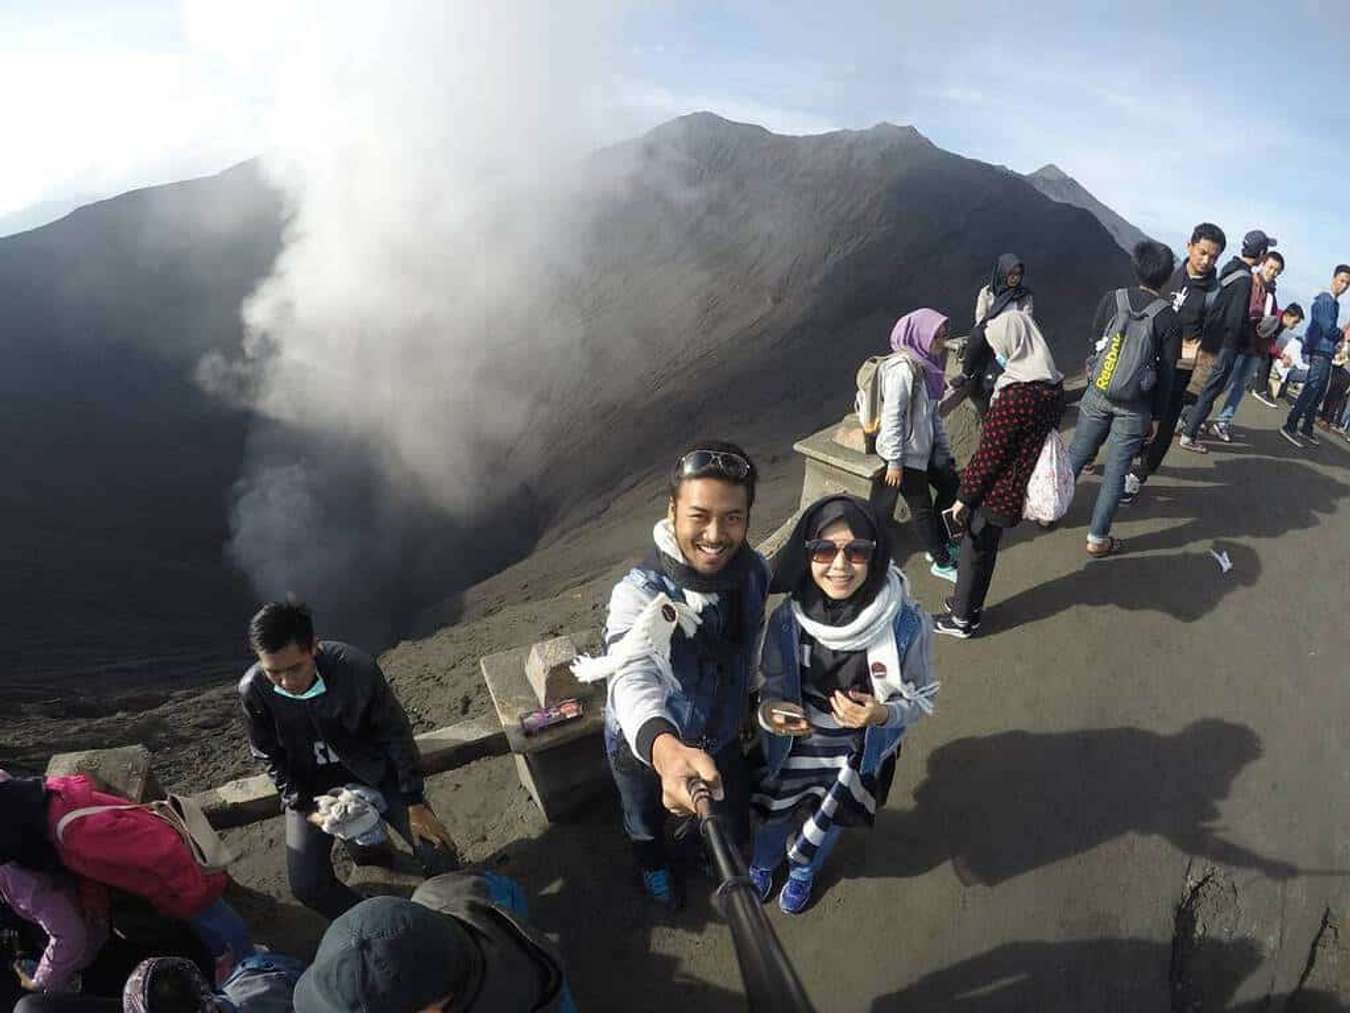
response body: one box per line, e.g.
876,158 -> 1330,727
1125,223 -> 1224,502
239,602 -> 458,920
1179,229 -> 1274,452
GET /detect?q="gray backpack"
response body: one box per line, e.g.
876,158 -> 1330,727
1088,289 -> 1168,404
220,953 -> 306,1012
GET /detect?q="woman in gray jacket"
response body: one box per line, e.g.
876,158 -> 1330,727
877,308 -> 961,582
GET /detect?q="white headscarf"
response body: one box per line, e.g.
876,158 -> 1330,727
987,310 -> 1063,392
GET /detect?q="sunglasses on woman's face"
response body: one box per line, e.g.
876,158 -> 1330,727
805,538 -> 876,565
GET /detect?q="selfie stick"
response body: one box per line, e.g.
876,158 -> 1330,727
687,777 -> 817,1013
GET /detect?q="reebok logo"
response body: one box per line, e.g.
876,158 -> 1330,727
1095,332 -> 1125,391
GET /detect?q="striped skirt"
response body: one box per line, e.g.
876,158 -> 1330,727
750,688 -> 879,866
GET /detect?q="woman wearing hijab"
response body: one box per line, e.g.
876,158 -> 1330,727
749,495 -> 939,914
877,309 -> 962,582
936,311 -> 1065,639
958,254 -> 1036,416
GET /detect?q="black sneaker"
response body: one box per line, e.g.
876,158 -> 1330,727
941,597 -> 982,628
1278,427 -> 1304,448
1251,390 -> 1279,409
1304,431 -> 1321,447
934,611 -> 975,639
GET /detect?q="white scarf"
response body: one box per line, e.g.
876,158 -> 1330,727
791,566 -> 938,716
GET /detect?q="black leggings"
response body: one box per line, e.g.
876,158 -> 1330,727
951,512 -> 1005,621
879,463 -> 960,565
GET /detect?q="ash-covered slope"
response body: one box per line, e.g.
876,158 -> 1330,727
0,162 -> 283,687
1024,162 -> 1152,253
0,114 -> 1133,691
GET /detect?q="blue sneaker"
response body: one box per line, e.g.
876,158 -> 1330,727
641,867 -> 681,910
930,560 -> 958,583
779,871 -> 814,914
748,865 -> 775,902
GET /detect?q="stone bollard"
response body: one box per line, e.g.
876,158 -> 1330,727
525,636 -> 585,706
482,629 -> 608,821
47,744 -> 164,802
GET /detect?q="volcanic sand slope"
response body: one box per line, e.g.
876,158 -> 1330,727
1024,162 -> 1153,254
2,112 -> 1134,779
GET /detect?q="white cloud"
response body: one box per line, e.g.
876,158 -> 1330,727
0,4 -> 267,217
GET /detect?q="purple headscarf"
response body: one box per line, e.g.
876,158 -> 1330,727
889,308 -> 949,400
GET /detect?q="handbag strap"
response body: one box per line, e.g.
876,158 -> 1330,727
55,804 -> 143,845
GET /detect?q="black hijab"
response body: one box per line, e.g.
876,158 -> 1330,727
984,253 -> 1030,321
773,495 -> 893,624
0,775 -> 60,871
772,495 -> 895,697
963,253 -> 1032,389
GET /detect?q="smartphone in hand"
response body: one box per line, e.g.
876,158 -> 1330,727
941,505 -> 967,542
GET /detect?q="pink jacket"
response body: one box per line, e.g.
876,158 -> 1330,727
0,863 -> 107,991
44,775 -> 227,921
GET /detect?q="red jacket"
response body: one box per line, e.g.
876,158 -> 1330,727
959,381 -> 1066,525
44,775 -> 227,920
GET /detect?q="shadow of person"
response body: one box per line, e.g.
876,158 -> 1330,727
986,539 -> 1259,630
1066,453 -> 1350,555
869,935 -> 1267,1012
473,791 -> 752,1013
863,720 -> 1297,887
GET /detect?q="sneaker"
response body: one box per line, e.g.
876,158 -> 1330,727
942,596 -> 982,630
1251,390 -> 1279,409
1212,422 -> 1232,443
930,560 -> 958,584
1120,473 -> 1142,506
641,867 -> 681,910
947,540 -> 962,561
1278,427 -> 1304,448
748,864 -> 775,903
934,612 -> 975,639
779,871 -> 814,915
1304,431 -> 1321,447
1178,434 -> 1208,454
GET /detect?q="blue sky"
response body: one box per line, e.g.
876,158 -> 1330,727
4,0 -> 1348,304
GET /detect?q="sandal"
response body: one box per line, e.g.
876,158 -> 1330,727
1086,537 -> 1123,559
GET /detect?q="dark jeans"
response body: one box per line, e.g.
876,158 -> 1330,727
1250,354 -> 1274,396
1286,354 -> 1334,435
951,511 -> 1004,622
607,736 -> 750,871
286,771 -> 455,920
1132,367 -> 1193,483
1184,346 -> 1241,438
876,460 -> 960,565
1318,366 -> 1350,424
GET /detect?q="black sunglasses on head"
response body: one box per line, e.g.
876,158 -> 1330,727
805,538 -> 876,565
677,449 -> 751,481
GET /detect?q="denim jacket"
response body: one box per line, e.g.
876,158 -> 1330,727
603,557 -> 770,762
757,598 -> 934,782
